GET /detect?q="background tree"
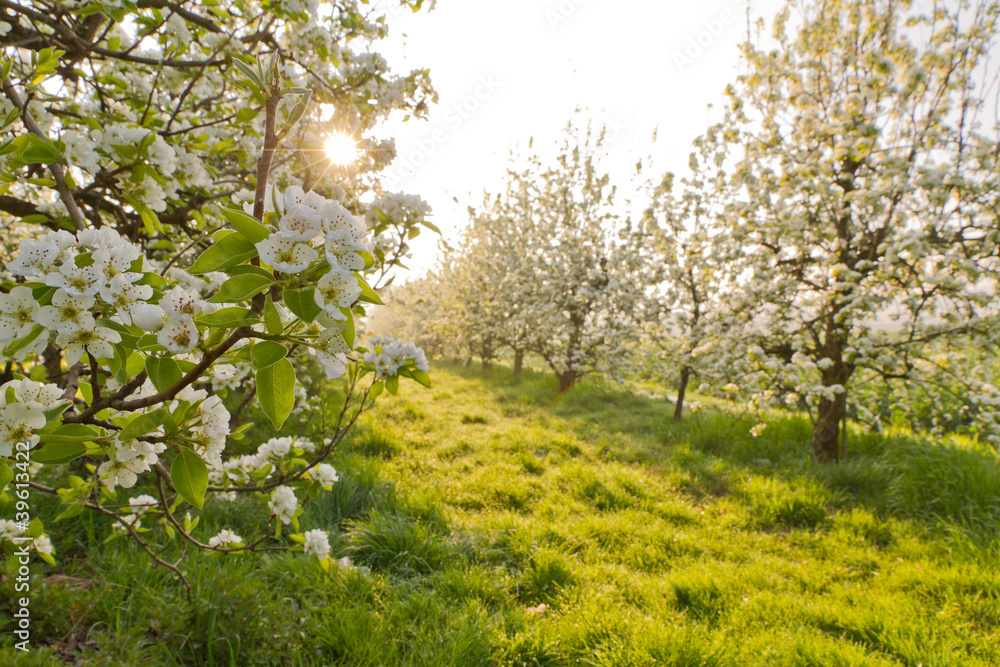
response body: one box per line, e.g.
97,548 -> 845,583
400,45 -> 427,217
487,122 -> 652,392
644,128 -> 738,421
721,0 -> 1000,461
457,170 -> 546,377
386,121 -> 654,392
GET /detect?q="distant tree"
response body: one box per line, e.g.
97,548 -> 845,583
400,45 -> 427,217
415,121 -> 653,391
721,0 -> 1000,461
508,122 -> 652,392
644,129 -> 737,421
458,167 -> 548,377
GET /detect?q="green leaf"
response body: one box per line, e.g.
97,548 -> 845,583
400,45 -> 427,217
139,208 -> 160,235
341,307 -> 355,348
32,440 -> 88,465
283,289 -> 322,323
138,272 -> 168,289
197,307 -> 261,328
251,341 -> 288,369
285,90 -> 312,131
232,57 -> 266,89
25,517 -> 42,538
256,358 -> 295,429
369,381 -> 384,399
220,206 -> 270,244
146,357 -> 182,393
235,107 -> 260,123
263,296 -> 283,334
31,285 -> 56,305
17,134 -> 61,164
136,334 -> 165,351
37,424 -> 100,446
54,502 -> 86,522
208,273 -> 273,303
226,264 -> 274,280
4,324 -> 45,356
410,370 -> 432,387
385,374 -> 399,395
188,231 -> 257,274
355,275 -> 383,305
420,219 -> 441,234
171,450 -> 208,509
125,352 -> 146,377
108,343 -> 126,382
0,462 -> 11,494
119,408 -> 167,442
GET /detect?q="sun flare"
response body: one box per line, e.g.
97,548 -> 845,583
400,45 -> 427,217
324,133 -> 358,165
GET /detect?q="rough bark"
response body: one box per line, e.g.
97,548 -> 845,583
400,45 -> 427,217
812,391 -> 846,463
811,322 -> 851,463
513,348 -> 524,378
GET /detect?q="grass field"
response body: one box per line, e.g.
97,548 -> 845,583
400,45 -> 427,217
3,363 -> 999,666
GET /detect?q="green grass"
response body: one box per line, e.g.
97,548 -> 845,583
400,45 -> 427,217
3,362 -> 999,665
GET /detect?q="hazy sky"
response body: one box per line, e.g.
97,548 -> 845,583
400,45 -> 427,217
370,0 -> 788,274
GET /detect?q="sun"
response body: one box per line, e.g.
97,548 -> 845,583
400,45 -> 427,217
324,133 -> 358,165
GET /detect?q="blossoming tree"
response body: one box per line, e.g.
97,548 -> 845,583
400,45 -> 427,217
0,0 -> 437,590
421,122 -> 654,391
643,129 -> 740,421
442,173 -> 547,376
522,124 -> 654,391
720,0 -> 1000,461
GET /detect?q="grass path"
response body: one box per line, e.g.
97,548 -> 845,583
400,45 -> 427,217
3,363 -> 998,665
342,364 -> 999,666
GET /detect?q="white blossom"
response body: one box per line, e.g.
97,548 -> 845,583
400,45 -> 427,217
303,529 -> 331,560
268,485 -> 298,524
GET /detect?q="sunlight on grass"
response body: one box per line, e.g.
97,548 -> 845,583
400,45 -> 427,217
7,362 -> 998,665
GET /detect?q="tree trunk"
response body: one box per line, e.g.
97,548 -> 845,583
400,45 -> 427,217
480,341 -> 493,370
513,349 -> 524,378
557,371 -> 577,393
673,366 -> 691,422
812,392 -> 846,463
811,349 -> 850,462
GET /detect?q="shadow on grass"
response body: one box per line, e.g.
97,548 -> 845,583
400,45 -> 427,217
439,361 -> 1000,550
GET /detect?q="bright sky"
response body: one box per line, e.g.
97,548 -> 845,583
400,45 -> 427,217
369,0 -> 787,275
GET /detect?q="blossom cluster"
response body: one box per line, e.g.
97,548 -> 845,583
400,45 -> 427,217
0,227 -> 212,358
111,495 -> 159,534
209,435 -> 323,487
363,336 -> 429,381
367,192 -> 434,264
249,186 -> 376,380
0,379 -> 63,456
97,432 -> 167,492
269,485 -> 298,524
255,185 -> 370,276
0,0 -> 441,581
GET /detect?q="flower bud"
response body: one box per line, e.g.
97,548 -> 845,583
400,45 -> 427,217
132,303 -> 164,332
